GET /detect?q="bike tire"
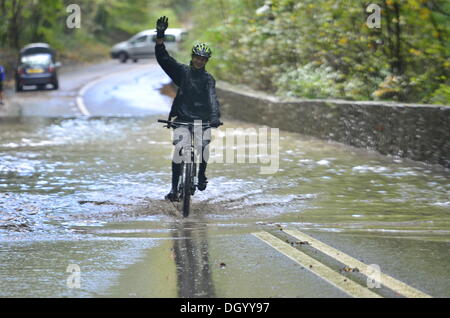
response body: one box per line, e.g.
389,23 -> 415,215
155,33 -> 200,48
182,162 -> 192,217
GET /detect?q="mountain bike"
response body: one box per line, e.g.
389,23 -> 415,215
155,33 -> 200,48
158,119 -> 220,217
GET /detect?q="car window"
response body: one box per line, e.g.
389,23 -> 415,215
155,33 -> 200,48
135,36 -> 147,43
165,35 -> 176,42
21,54 -> 52,66
151,34 -> 176,43
180,32 -> 188,42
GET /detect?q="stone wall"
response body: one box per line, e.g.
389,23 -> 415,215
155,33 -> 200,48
216,81 -> 450,168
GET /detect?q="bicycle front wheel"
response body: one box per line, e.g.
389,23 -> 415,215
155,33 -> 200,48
182,162 -> 192,217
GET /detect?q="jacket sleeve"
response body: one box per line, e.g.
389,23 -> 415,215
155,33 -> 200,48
208,76 -> 221,120
169,93 -> 179,119
155,43 -> 185,87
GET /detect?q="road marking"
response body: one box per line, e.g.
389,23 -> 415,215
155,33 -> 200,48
76,95 -> 90,116
75,64 -> 150,116
283,229 -> 432,298
253,231 -> 382,298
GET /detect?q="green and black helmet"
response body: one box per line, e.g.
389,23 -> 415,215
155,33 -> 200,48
192,43 -> 212,59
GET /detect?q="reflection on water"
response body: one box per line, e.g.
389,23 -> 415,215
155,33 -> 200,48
172,220 -> 215,298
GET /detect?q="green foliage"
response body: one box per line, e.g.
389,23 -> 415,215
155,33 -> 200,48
275,63 -> 341,99
183,0 -> 449,105
429,84 -> 450,105
0,0 -> 183,63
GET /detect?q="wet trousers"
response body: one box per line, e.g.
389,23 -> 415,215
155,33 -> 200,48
171,127 -> 211,190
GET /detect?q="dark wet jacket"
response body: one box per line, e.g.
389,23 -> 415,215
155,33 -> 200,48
155,43 -> 221,122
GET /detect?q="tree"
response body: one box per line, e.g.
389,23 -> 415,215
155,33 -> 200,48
183,0 -> 449,104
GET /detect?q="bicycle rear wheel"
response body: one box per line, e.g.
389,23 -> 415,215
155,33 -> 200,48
182,162 -> 192,217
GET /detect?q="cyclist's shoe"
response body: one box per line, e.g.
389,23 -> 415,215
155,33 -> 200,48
197,176 -> 208,191
165,188 -> 179,202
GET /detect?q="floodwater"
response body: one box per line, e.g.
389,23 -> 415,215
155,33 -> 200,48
0,60 -> 449,297
1,115 -> 449,297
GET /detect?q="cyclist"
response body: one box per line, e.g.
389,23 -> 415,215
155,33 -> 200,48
155,16 -> 222,202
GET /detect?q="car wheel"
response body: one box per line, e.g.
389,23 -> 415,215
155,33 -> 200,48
133,59 -> 138,63
119,52 -> 128,63
53,80 -> 59,90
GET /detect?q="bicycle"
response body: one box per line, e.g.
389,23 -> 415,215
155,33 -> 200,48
158,119 -> 221,217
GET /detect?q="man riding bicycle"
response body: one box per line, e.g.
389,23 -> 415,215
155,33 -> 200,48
155,16 -> 222,202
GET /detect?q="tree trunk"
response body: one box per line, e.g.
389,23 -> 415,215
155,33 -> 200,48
382,0 -> 403,76
9,0 -> 23,49
393,1 -> 403,75
0,0 -> 6,45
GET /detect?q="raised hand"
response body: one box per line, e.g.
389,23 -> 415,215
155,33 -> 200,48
156,16 -> 168,39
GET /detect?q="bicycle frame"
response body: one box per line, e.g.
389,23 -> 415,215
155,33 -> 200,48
158,119 -> 212,217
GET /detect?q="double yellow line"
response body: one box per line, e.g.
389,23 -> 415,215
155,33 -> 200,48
253,230 -> 431,298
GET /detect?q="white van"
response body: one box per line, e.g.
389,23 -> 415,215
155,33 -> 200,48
110,28 -> 187,63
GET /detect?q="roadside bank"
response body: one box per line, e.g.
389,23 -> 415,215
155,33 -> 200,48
215,81 -> 450,168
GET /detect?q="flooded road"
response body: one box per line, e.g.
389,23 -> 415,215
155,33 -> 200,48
0,60 -> 449,297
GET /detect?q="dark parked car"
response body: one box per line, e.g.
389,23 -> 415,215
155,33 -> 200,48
15,43 -> 61,92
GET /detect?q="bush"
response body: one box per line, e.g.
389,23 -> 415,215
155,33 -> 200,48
275,63 -> 341,99
428,84 -> 450,105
